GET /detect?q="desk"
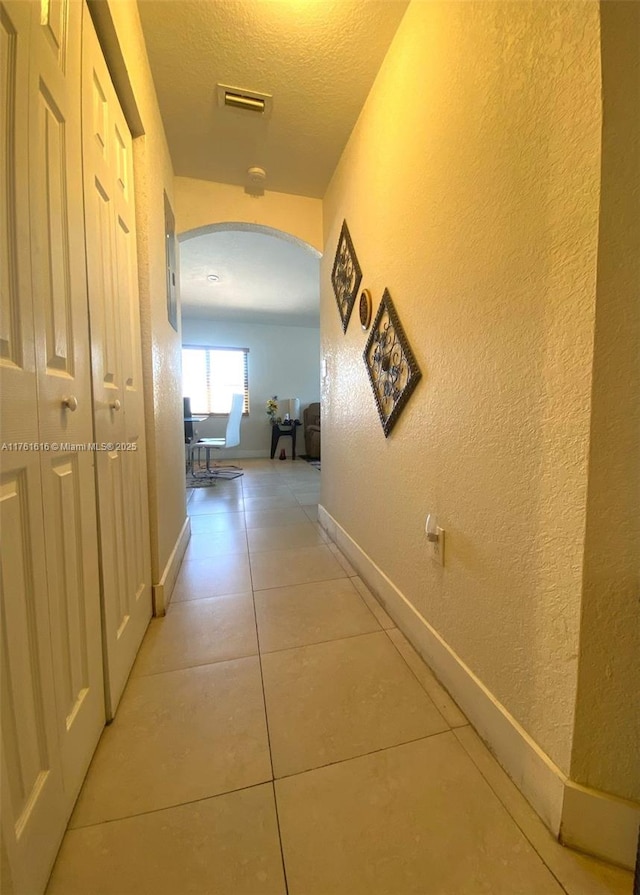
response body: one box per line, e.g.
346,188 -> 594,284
270,422 -> 299,460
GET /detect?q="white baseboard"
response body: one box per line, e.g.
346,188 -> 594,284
192,450 -> 309,461
318,505 -> 639,870
191,450 -> 312,461
561,781 -> 640,870
209,450 -> 270,459
152,516 -> 191,616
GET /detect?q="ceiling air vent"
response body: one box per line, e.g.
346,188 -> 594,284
225,92 -> 264,113
216,84 -> 273,118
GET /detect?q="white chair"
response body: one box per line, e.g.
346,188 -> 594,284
190,392 -> 244,479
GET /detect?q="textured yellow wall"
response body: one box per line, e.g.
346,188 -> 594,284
571,2 -> 640,802
175,177 -> 323,251
101,1 -> 187,591
321,1 -> 602,774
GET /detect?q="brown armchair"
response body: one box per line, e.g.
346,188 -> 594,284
303,402 -> 321,459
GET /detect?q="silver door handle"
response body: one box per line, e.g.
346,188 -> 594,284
110,399 -> 121,411
62,395 -> 78,412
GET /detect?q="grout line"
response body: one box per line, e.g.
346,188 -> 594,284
289,627 -> 391,652
452,728 -> 572,895
240,477 -> 251,562
258,626 -> 387,658
271,782 -> 290,895
131,649 -> 260,680
382,627 -> 453,728
67,779 -> 275,831
246,476 -> 292,895
181,550 -> 249,565
251,573 -> 352,595
171,591 -> 250,605
245,487 -> 274,784
273,730 -> 454,783
125,652 -> 259,684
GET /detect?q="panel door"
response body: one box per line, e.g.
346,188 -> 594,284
82,11 -> 152,717
0,3 -> 66,892
28,0 -> 105,797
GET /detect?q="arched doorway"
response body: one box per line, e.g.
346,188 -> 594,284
178,223 -> 322,461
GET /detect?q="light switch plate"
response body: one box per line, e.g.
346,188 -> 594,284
431,527 -> 445,566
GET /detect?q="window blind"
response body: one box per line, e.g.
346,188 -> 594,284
182,346 -> 249,414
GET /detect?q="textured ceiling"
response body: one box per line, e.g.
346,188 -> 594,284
179,227 -> 321,326
137,0 -> 409,198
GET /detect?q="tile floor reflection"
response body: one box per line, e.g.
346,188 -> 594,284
47,460 -> 632,895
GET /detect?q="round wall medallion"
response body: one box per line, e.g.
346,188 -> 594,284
359,289 -> 372,330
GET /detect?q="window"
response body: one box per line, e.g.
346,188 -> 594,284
182,346 -> 249,414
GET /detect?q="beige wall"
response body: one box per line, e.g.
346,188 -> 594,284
321,0 -> 602,777
571,1 -> 640,802
175,177 -> 323,252
95,1 -> 187,598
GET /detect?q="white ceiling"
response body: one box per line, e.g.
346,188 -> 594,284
179,226 -> 321,326
137,0 -> 409,324
137,0 -> 409,198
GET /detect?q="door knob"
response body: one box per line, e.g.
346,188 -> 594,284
62,395 -> 78,412
110,399 -> 121,411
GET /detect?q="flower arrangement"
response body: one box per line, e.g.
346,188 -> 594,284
266,396 -> 278,422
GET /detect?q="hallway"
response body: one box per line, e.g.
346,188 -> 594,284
46,461 -> 630,895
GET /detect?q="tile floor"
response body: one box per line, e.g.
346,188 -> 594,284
47,460 -> 632,895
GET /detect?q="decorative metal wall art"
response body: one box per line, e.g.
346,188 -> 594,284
363,289 -> 422,437
331,220 -> 362,333
359,289 -> 372,330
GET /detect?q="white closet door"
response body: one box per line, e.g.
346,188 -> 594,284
28,0 -> 105,799
0,3 -> 65,892
82,12 -> 152,717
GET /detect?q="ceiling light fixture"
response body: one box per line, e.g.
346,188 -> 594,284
247,166 -> 266,187
245,166 -> 267,198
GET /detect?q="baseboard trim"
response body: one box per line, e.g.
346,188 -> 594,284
191,450 -> 295,461
318,505 -> 639,870
188,449 -> 314,461
561,781 -> 640,870
208,450 -> 268,459
153,515 -> 191,616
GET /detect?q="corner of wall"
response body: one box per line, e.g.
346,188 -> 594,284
101,0 -> 189,595
319,505 -> 640,869
569,0 -> 640,810
153,516 -> 191,616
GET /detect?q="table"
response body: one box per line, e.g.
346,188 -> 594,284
270,422 -> 299,460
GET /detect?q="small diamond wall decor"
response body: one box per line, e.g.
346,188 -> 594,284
331,220 -> 362,333
363,289 -> 422,437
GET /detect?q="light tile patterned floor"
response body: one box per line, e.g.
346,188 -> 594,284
47,460 -> 632,895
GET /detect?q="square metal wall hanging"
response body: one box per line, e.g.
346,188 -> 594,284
331,220 -> 362,333
363,289 -> 422,437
